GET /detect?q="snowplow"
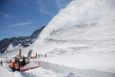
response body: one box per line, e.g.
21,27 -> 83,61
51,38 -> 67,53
9,49 -> 40,72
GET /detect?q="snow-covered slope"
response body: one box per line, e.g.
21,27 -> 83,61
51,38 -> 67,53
6,43 -> 14,52
0,0 -> 115,77
32,0 -> 115,73
33,0 -> 115,53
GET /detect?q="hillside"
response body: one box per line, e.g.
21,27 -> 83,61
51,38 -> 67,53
0,26 -> 45,54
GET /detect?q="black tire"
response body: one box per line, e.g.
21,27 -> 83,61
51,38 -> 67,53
11,68 -> 16,71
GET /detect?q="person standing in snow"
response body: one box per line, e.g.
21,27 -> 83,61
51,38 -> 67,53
0,60 -> 3,66
44,54 -> 47,58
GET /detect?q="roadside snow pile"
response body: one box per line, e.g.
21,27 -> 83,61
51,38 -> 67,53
21,61 -> 115,77
24,67 -> 65,77
39,61 -> 115,77
32,0 -> 115,73
44,53 -> 115,73
33,0 -> 115,54
0,66 -> 22,77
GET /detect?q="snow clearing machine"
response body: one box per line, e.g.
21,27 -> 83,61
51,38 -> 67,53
9,49 -> 40,71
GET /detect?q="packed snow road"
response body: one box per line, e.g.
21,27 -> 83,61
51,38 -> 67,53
1,60 -> 115,77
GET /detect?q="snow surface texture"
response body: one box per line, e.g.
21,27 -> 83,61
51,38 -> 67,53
0,66 -> 22,77
6,43 -> 14,52
33,0 -> 115,73
0,0 -> 115,77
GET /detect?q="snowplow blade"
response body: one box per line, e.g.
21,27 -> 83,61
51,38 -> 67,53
20,61 -> 40,72
20,65 -> 40,72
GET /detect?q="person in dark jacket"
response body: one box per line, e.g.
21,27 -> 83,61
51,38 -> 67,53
0,60 -> 3,66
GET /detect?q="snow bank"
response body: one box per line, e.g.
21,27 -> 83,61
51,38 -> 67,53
40,61 -> 115,77
0,66 -> 22,77
6,43 -> 14,52
32,0 -> 115,73
44,53 -> 115,73
33,0 -> 115,53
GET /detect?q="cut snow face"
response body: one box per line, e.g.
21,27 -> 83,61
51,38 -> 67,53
32,0 -> 115,73
33,0 -> 115,53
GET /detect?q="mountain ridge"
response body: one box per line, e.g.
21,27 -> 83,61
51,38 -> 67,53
0,25 -> 45,54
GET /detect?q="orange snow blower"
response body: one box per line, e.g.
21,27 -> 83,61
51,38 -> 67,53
9,49 -> 39,71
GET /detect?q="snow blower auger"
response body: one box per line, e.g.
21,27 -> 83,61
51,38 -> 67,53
9,49 -> 40,72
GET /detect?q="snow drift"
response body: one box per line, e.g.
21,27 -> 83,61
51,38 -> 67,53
32,0 -> 115,73
33,0 -> 115,53
0,66 -> 22,77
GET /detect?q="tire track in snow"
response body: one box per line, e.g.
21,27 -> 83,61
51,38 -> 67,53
21,72 -> 36,77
